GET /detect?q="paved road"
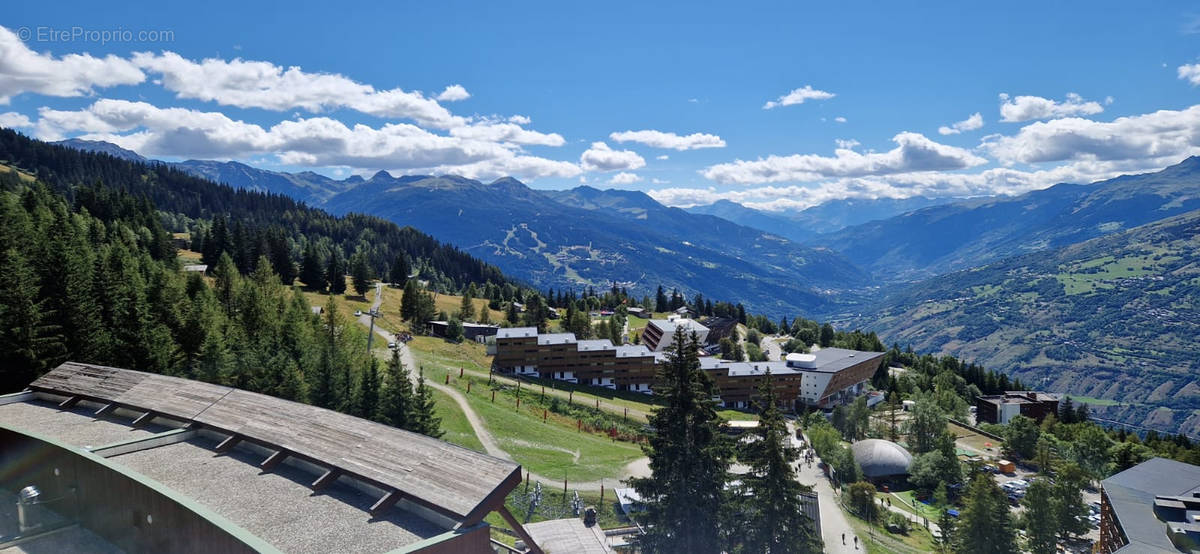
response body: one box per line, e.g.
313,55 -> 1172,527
763,335 -> 786,361
792,424 -> 862,553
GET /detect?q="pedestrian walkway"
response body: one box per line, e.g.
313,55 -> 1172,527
791,425 -> 862,553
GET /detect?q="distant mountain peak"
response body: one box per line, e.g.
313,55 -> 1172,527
53,138 -> 146,163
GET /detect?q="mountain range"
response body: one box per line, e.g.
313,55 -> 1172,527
852,207 -> 1200,437
41,138 -> 1200,437
686,195 -> 956,242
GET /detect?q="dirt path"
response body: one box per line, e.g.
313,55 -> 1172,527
354,287 -> 649,491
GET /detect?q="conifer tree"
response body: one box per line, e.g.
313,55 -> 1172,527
478,303 -> 492,325
357,359 -> 380,419
1020,480 -> 1058,554
299,242 -> 325,290
459,289 -> 476,322
377,349 -> 415,428
955,473 -> 1016,553
410,368 -> 443,438
737,370 -> 821,553
350,251 -> 372,297
326,248 -> 347,294
630,328 -> 732,554
389,254 -> 410,286
0,248 -> 63,390
401,279 -> 420,321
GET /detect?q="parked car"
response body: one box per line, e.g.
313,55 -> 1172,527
354,310 -> 363,317
387,341 -> 396,349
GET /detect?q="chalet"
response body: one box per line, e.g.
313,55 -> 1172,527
1,362 -> 544,553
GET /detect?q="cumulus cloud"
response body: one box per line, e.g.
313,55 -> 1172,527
608,172 -> 640,185
998,93 -> 1104,122
1179,64 -> 1200,86
762,85 -> 835,109
835,138 -> 860,150
656,154 -> 669,160
0,26 -> 145,103
580,141 -> 646,172
702,132 -> 986,184
984,104 -> 1200,165
34,99 -> 581,180
0,111 -> 31,128
938,112 -> 984,135
834,116 -> 847,123
449,122 -> 565,146
131,51 -> 466,129
608,129 -> 725,150
435,84 -> 470,102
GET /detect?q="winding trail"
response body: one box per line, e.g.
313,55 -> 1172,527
358,284 -> 649,491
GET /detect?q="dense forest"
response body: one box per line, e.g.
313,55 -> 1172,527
0,129 -> 514,294
0,146 -> 441,436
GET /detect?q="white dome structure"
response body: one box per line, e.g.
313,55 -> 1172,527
851,439 -> 913,479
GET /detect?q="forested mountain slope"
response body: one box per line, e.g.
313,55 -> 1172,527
813,157 -> 1200,283
855,209 -> 1200,437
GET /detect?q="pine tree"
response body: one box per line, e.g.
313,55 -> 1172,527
377,349 -> 414,428
410,368 -> 443,438
326,248 -> 347,294
459,289 -> 476,322
401,279 -> 420,321
630,327 -> 732,554
0,248 -> 63,391
955,473 -> 1016,553
389,254 -> 410,286
506,301 -> 519,324
350,251 -> 372,297
357,359 -> 380,419
737,370 -> 821,553
478,303 -> 492,325
299,242 -> 325,290
1020,480 -> 1058,554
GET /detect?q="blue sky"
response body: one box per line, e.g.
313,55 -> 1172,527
4,1 -> 1200,211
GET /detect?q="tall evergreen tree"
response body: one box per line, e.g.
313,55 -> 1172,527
0,248 -> 63,390
629,328 -> 733,554
1020,480 -> 1058,554
459,289 -> 476,322
389,254 -> 410,286
401,279 -> 420,321
377,349 -> 415,428
299,242 -> 325,290
357,359 -> 380,419
737,370 -> 820,553
349,251 -> 372,297
410,368 -> 443,438
326,248 -> 347,294
955,473 -> 1016,554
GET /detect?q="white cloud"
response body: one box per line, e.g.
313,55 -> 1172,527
702,132 -> 986,184
835,138 -> 860,150
656,154 -> 669,160
0,111 -> 31,128
763,85 -> 835,109
1179,64 -> 1200,86
998,93 -> 1104,122
34,99 -> 581,180
435,84 -> 470,102
0,26 -> 145,103
449,122 -> 564,146
580,141 -> 646,172
938,112 -> 984,135
608,172 -> 640,185
984,104 -> 1200,165
834,116 -> 847,123
608,129 -> 725,150
508,114 -> 531,125
651,178 -> 669,184
131,51 -> 466,129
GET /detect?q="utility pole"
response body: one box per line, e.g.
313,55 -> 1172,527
365,309 -> 381,352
